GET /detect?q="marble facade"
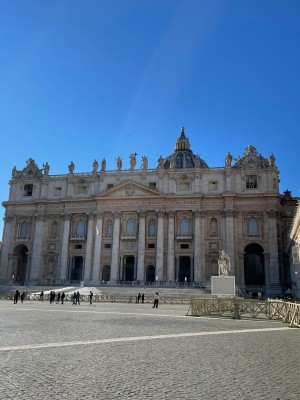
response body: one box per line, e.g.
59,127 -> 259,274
0,128 -> 297,296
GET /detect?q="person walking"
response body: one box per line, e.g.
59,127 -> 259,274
152,292 -> 159,308
76,291 -> 80,305
13,290 -> 20,304
89,291 -> 93,305
56,292 -> 61,304
137,292 -> 141,303
72,292 -> 77,305
141,293 -> 144,304
40,291 -> 44,301
61,292 -> 65,304
20,291 -> 25,303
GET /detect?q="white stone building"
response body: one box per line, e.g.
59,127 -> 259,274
286,200 -> 300,299
0,128 -> 296,296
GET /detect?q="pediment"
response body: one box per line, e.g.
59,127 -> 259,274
96,180 -> 164,199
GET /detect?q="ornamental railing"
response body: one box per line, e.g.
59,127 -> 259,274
187,298 -> 300,328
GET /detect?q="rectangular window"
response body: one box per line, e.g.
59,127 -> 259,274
107,184 -> 113,189
178,181 -> 190,190
208,181 -> 218,191
53,187 -> 62,196
24,184 -> 33,197
246,175 -> 257,189
149,182 -> 156,190
74,244 -> 82,249
180,243 -> 189,249
77,185 -> 87,194
148,243 -> 155,249
104,243 -> 111,249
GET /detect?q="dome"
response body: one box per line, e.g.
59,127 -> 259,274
162,127 -> 208,169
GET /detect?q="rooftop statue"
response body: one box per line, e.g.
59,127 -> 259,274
92,159 -> 98,172
116,156 -> 122,171
68,161 -> 75,174
130,153 -> 137,170
225,152 -> 232,167
101,158 -> 106,172
141,155 -> 148,170
43,162 -> 50,175
157,155 -> 164,169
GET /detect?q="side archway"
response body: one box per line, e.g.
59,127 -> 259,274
244,244 -> 265,285
12,244 -> 28,285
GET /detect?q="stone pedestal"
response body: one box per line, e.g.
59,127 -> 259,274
211,276 -> 235,296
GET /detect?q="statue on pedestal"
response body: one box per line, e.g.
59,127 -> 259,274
218,250 -> 231,276
141,156 -> 148,170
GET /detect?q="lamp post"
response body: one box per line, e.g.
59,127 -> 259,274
185,276 -> 187,287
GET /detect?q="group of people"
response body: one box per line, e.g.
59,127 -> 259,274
13,289 -> 26,304
40,290 -> 66,304
136,292 -> 160,308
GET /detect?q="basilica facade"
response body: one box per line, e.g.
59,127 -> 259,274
0,128 -> 296,296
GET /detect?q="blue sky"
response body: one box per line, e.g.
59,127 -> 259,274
0,0 -> 299,238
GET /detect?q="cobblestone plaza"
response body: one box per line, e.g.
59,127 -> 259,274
0,299 -> 299,399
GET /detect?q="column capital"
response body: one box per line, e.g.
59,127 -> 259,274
167,211 -> 175,218
157,211 -> 165,218
138,211 -> 146,218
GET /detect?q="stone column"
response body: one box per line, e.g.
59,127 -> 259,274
267,210 -> 280,285
155,211 -> 164,281
84,214 -> 94,282
59,214 -> 71,281
193,211 -> 202,283
0,215 -> 14,283
167,212 -> 175,282
223,209 -> 235,275
110,212 -> 121,283
29,214 -> 45,282
91,212 -> 103,282
137,212 -> 146,281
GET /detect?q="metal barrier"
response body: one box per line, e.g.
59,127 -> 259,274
187,298 -> 300,328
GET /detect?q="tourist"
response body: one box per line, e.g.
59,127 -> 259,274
152,292 -> 159,308
89,291 -> 93,305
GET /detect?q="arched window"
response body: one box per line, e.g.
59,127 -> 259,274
210,218 -> 218,237
180,218 -> 189,235
248,217 -> 258,237
20,222 -> 29,237
76,220 -> 86,236
126,218 -> 135,235
148,219 -> 156,237
50,221 -> 58,238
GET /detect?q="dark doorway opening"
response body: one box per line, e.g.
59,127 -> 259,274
124,256 -> 135,281
244,244 -> 265,285
71,256 -> 84,281
13,244 -> 28,285
146,265 -> 155,282
178,256 -> 191,282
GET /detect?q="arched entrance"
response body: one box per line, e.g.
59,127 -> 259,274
178,256 -> 191,282
71,256 -> 84,281
101,265 -> 111,282
13,244 -> 28,285
124,256 -> 135,281
244,244 -> 265,285
146,265 -> 155,282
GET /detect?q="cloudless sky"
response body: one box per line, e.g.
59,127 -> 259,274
0,0 -> 299,238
